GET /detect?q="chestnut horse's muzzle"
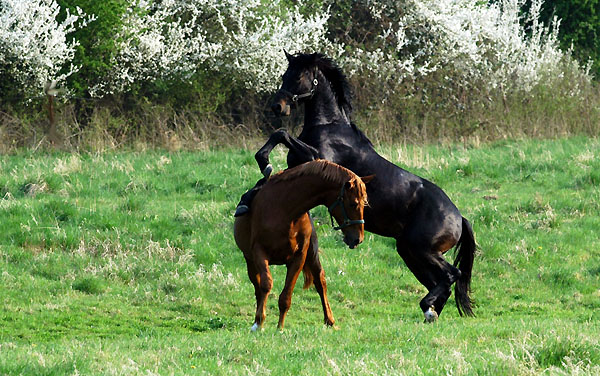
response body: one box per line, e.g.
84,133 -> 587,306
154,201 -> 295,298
343,235 -> 362,249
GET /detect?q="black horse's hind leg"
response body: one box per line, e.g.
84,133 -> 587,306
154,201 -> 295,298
418,256 -> 461,321
396,240 -> 461,322
255,129 -> 320,173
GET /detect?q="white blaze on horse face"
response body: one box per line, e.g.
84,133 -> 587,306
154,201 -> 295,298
251,323 -> 259,332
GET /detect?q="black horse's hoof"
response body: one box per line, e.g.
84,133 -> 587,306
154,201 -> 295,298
424,306 -> 438,323
262,164 -> 273,178
234,205 -> 250,217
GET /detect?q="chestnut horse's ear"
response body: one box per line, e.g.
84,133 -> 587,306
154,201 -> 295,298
284,49 -> 293,62
361,175 -> 375,184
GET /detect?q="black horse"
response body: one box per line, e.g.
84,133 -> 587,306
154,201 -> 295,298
238,52 -> 475,321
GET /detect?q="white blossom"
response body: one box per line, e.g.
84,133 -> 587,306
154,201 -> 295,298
211,0 -> 332,92
91,0 -> 221,96
93,0 -> 331,95
0,0 -> 92,99
0,0 -> 592,101
337,0 -> 590,94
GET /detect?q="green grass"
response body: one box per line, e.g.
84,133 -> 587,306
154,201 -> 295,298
1,137 -> 599,375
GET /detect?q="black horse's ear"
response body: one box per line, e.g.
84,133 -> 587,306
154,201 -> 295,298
361,175 -> 375,184
284,49 -> 293,62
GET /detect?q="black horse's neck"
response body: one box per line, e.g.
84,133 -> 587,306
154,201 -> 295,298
304,71 -> 350,127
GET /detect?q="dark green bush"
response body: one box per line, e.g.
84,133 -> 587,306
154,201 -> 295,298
540,0 -> 600,77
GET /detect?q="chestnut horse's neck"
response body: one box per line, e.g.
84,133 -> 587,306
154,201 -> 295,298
268,174 -> 343,222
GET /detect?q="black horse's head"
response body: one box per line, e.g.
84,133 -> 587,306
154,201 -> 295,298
271,51 -> 352,117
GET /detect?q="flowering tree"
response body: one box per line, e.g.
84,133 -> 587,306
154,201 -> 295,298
332,0 -> 590,96
89,0 -> 215,96
209,0 -> 332,92
92,0 -> 332,96
0,0 -> 91,101
409,0 -> 568,91
0,0 -> 593,102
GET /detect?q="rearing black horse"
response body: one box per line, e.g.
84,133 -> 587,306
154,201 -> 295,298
239,52 -> 475,321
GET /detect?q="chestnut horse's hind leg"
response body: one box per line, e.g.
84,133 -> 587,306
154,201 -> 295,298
244,257 -> 263,331
305,214 -> 335,326
250,250 -> 273,331
277,249 -> 307,330
306,249 -> 335,326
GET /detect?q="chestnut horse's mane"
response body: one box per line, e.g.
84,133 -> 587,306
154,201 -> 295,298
269,160 -> 367,203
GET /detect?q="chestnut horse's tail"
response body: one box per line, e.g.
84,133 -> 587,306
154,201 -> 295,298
302,263 -> 314,289
454,216 -> 476,317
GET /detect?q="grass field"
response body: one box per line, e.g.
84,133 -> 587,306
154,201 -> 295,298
1,137 -> 599,375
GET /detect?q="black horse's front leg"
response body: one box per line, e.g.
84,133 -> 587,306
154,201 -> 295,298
255,129 -> 320,177
236,129 -> 320,217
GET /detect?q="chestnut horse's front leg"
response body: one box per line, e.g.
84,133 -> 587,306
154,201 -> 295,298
255,129 -> 320,177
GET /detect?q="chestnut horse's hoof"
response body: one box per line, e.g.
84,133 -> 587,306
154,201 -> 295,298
424,306 -> 438,323
251,323 -> 261,332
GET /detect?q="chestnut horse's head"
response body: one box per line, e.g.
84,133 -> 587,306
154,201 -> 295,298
328,175 -> 373,249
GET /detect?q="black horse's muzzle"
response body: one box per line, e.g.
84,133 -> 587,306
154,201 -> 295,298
271,79 -> 318,117
271,101 -> 291,116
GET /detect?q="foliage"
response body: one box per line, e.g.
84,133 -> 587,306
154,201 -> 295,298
0,0 -> 598,146
1,138 -> 600,373
56,0 -> 129,98
330,0 -> 592,102
87,0 -> 332,97
0,0 -> 592,100
539,0 -> 600,77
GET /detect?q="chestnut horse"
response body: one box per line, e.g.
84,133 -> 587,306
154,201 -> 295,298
234,160 -> 371,331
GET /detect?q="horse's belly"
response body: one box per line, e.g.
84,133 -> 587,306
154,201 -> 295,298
263,219 -> 311,265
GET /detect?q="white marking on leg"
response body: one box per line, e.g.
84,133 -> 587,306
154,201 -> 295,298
424,306 -> 438,323
251,323 -> 259,332
262,164 -> 273,178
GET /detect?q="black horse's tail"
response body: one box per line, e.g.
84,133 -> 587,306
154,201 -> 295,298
454,216 -> 476,317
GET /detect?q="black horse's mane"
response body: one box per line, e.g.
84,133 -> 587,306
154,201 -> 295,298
289,52 -> 372,147
289,53 -> 352,116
